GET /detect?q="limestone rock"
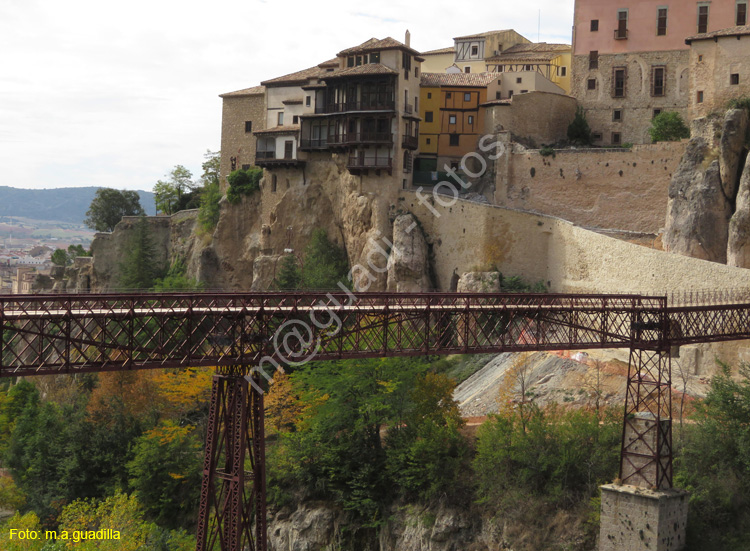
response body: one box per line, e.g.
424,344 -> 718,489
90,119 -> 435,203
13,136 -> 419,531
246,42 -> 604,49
728,155 -> 750,267
719,108 -> 749,197
457,272 -> 502,293
250,254 -> 282,290
690,115 -> 723,147
386,214 -> 431,292
664,138 -> 732,263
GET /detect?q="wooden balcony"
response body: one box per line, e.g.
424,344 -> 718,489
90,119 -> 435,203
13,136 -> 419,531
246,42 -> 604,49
401,135 -> 418,150
299,139 -> 328,151
614,28 -> 628,40
347,152 -> 392,174
314,101 -> 395,114
254,150 -> 305,168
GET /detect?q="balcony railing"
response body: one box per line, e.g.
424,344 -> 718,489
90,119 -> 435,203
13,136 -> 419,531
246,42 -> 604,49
299,138 -> 328,150
255,151 -> 276,160
347,153 -> 392,170
314,101 -> 395,114
402,135 -> 418,149
614,28 -> 628,39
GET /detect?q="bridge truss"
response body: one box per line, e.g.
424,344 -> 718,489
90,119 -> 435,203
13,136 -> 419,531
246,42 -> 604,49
2,291 -> 749,551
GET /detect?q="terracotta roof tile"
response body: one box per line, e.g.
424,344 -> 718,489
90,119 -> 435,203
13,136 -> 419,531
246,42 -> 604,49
219,85 -> 265,98
686,25 -> 750,43
485,43 -> 570,63
254,124 -> 301,135
338,36 -> 420,57
453,29 -> 518,40
421,46 -> 455,55
323,63 -> 398,79
420,72 -> 498,87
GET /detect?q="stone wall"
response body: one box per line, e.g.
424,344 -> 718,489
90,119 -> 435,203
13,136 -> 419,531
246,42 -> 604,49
219,90 -> 266,186
493,137 -> 686,232
572,50 -> 690,145
398,190 -> 750,295
484,91 -> 577,147
689,35 -> 750,119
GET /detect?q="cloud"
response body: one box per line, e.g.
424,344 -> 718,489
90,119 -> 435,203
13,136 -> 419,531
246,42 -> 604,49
0,0 -> 574,191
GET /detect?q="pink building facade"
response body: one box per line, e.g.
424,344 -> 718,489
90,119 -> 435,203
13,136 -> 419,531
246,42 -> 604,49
572,0 -> 748,144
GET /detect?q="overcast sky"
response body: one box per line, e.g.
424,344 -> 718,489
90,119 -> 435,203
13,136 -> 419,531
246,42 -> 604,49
0,0 -> 573,192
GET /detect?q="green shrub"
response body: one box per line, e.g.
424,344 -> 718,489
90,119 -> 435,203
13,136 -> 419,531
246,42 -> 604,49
539,146 -> 556,158
197,180 -> 222,232
567,107 -> 593,146
649,111 -> 690,142
226,167 -> 262,204
728,96 -> 750,112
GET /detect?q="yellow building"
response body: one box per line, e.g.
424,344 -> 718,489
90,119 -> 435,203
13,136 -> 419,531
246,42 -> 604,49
416,73 -> 500,182
484,43 -> 572,94
420,47 -> 456,73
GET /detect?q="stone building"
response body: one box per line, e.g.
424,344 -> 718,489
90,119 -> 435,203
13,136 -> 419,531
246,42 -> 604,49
686,26 -> 750,118
572,0 -> 745,145
218,85 -> 266,183
484,42 -> 572,94
452,30 -> 531,74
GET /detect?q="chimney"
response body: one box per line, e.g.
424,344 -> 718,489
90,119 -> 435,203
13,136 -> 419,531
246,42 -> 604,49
405,29 -> 411,47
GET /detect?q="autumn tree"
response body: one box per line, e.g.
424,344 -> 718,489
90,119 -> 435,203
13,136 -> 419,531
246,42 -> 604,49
264,369 -> 302,435
497,352 -> 536,433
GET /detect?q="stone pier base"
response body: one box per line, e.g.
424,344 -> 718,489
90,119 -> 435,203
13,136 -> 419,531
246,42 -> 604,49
599,484 -> 688,551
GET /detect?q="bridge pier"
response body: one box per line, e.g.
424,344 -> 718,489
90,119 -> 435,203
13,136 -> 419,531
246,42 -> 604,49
600,338 -> 688,551
195,368 -> 267,551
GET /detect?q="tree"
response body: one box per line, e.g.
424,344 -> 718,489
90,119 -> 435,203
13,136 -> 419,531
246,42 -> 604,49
84,189 -> 145,232
567,106 -> 593,146
226,167 -> 262,204
274,254 -> 302,290
154,165 -> 196,215
51,248 -> 69,266
301,229 -> 349,290
119,216 -> 159,290
67,244 -> 90,258
649,111 -> 690,142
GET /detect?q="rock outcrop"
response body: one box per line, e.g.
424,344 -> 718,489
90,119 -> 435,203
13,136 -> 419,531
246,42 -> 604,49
457,272 -> 502,293
719,109 -> 749,197
728,155 -> 750,267
664,138 -> 732,263
386,214 -> 430,292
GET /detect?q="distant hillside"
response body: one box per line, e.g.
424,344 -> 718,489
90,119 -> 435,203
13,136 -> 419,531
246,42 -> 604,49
0,186 -> 156,225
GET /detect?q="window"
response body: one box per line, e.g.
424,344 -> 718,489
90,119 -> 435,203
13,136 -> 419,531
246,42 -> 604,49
731,73 -> 740,85
241,164 -> 251,170
520,89 -> 528,93
244,121 -> 253,133
497,79 -> 502,85
657,7 -> 668,35
403,151 -> 412,173
449,134 -> 459,146
347,56 -> 354,67
587,78 -> 597,90
450,161 -> 459,170
738,1 -> 748,25
468,115 -> 474,125
425,111 -> 434,123
613,109 -> 623,122
496,91 -> 502,99
516,77 -> 523,84
613,67 -> 626,97
464,66 -> 471,73
284,140 -> 293,160
426,138 -> 431,145
277,112 -> 284,125
446,92 -> 452,99
356,55 -> 363,66
524,64 -> 532,71
612,132 -> 622,145
271,174 -> 277,192
558,66 -> 567,77
652,66 -> 666,96
508,90 -> 514,98
616,10 -> 628,39
697,90 -> 704,103
292,115 -> 299,124
698,4 -> 709,33
370,51 -> 380,63
698,54 -> 704,62
592,132 -> 603,141
653,108 -> 662,118
305,96 -> 311,107
415,67 -> 419,78
427,92 -> 432,99
464,92 -> 471,101
471,45 -> 479,56
589,50 -> 599,70
449,114 -> 457,124
591,19 -> 599,31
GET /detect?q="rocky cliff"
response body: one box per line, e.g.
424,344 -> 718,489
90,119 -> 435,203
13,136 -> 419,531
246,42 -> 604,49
664,109 -> 750,264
